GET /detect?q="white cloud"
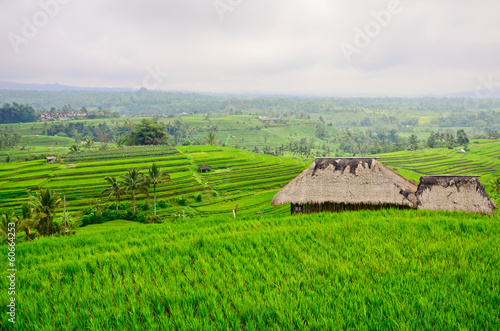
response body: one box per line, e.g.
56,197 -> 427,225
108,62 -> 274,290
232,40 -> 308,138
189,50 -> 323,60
1,0 -> 499,95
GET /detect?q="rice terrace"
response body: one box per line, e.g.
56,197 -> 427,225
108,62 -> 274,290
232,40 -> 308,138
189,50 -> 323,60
2,1 -> 500,326
0,107 -> 499,329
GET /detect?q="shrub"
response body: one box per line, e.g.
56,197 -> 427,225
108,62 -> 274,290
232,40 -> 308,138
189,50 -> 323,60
140,200 -> 150,211
195,194 -> 202,202
81,206 -> 117,226
145,215 -> 163,224
158,199 -> 168,208
178,197 -> 187,206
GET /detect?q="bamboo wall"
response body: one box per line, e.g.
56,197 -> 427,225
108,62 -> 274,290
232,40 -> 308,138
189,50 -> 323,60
290,202 -> 412,215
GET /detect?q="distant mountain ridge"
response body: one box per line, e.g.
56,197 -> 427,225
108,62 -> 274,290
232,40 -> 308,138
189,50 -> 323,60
0,80 -> 500,98
0,81 -> 134,92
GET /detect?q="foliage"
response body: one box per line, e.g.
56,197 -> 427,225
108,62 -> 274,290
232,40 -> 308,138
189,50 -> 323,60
101,176 -> 124,214
81,204 -> 116,226
457,129 -> 470,147
42,121 -> 117,143
29,189 -> 62,236
120,168 -> 149,215
0,211 -> 37,243
4,210 -> 500,329
128,119 -> 168,146
148,163 -> 170,216
0,102 -> 37,124
69,144 -> 81,154
489,177 -> 500,195
0,130 -> 22,150
204,131 -> 217,146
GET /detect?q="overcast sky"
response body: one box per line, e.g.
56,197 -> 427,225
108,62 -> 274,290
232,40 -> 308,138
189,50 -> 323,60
1,0 -> 499,96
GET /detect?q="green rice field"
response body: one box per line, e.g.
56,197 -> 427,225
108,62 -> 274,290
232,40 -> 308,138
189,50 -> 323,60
1,209 -> 499,329
0,133 -> 499,330
0,145 -> 309,219
0,140 -> 498,221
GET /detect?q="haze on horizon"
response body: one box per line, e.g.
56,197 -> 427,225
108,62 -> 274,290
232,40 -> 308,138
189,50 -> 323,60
1,0 -> 499,97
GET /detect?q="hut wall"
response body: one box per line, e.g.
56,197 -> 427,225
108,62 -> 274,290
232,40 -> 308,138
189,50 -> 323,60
290,202 -> 412,215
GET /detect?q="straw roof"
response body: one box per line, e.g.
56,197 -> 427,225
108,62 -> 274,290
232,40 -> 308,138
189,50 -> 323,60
417,175 -> 498,215
272,157 -> 418,207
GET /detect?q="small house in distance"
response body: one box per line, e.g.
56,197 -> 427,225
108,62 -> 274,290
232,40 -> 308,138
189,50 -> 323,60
198,165 -> 213,173
45,156 -> 57,164
417,175 -> 497,215
272,157 -> 418,214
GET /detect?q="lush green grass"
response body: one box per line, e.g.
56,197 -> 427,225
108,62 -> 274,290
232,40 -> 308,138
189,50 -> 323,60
2,209 -> 499,329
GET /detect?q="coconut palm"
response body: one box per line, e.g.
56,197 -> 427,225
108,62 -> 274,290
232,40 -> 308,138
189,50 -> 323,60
489,177 -> 500,195
121,169 -> 149,216
69,144 -> 81,154
19,203 -> 36,241
0,213 -> 14,242
29,189 -> 62,236
205,132 -> 217,146
101,176 -> 123,215
148,163 -> 170,216
84,138 -> 95,150
0,208 -> 36,242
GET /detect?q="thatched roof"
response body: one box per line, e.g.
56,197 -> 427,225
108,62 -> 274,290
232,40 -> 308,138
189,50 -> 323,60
198,164 -> 212,170
417,175 -> 498,215
272,157 -> 418,207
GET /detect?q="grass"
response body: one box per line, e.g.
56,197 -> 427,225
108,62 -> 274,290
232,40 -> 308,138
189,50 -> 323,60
1,209 -> 499,329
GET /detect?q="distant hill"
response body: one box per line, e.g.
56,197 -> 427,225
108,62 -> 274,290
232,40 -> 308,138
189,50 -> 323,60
0,81 -> 134,92
1,80 -> 500,98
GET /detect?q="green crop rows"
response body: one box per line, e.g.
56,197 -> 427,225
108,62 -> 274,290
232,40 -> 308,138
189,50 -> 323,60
377,141 -> 500,186
0,145 -> 309,219
2,209 -> 499,329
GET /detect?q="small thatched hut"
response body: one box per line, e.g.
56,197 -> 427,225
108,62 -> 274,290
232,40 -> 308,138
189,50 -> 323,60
198,164 -> 213,173
45,156 -> 57,164
417,175 -> 497,215
272,157 -> 418,214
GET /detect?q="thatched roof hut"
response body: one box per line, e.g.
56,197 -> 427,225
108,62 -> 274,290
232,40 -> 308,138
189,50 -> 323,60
198,164 -> 213,173
417,175 -> 497,215
272,157 -> 418,213
45,156 -> 57,164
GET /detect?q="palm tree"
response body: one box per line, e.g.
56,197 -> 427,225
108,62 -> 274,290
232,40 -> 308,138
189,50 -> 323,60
0,209 -> 36,242
19,203 -> 36,241
101,176 -> 123,215
205,132 -> 217,146
84,138 -> 95,150
29,189 -> 62,236
148,163 -> 170,216
69,144 -> 81,154
0,213 -> 15,242
489,177 -> 500,195
121,169 -> 149,216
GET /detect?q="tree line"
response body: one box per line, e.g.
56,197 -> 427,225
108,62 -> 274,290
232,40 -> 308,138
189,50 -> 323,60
0,103 -> 38,124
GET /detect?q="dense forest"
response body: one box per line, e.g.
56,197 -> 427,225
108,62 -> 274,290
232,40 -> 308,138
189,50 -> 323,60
2,89 -> 500,116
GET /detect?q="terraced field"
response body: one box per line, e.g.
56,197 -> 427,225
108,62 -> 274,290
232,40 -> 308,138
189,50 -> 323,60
0,140 -> 497,221
0,145 -> 308,219
378,140 -> 500,187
